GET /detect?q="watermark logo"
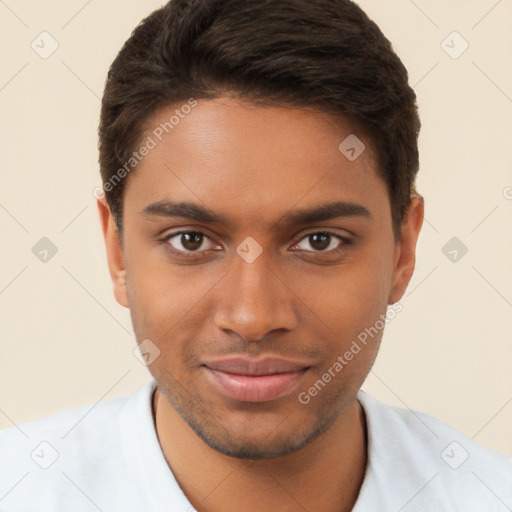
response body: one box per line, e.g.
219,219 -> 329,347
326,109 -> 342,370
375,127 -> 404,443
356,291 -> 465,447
133,339 -> 161,366
32,237 -> 58,263
338,134 -> 366,162
441,441 -> 469,469
31,31 -> 59,59
31,441 -> 59,469
236,237 -> 263,264
442,237 -> 468,263
441,31 -> 469,60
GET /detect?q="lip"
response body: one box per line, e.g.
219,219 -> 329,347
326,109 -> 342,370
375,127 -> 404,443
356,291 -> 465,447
203,357 -> 310,403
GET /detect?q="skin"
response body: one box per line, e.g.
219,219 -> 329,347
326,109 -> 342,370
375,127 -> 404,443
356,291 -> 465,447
98,97 -> 423,512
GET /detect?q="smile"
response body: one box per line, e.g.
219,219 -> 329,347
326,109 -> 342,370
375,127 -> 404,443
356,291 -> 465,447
202,357 -> 311,403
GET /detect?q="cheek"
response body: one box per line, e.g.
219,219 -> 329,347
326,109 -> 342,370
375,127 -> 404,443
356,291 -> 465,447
126,267 -> 207,383
293,255 -> 392,331
290,250 -> 394,372
123,231 -> 244,377
125,245 -> 222,349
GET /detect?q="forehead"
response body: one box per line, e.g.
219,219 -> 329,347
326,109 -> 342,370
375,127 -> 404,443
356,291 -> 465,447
123,97 -> 390,226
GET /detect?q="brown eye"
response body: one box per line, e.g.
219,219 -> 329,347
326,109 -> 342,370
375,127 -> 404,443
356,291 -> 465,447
309,233 -> 330,251
167,231 -> 215,252
296,232 -> 343,252
181,233 -> 203,251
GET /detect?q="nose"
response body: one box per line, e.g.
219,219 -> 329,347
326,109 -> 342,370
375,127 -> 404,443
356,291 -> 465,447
213,253 -> 298,342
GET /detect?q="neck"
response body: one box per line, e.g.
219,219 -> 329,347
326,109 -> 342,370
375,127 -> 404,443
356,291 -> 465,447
153,388 -> 367,512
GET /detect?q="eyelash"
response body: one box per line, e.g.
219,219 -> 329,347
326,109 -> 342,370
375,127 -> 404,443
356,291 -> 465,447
159,230 -> 353,261
159,231 -> 220,261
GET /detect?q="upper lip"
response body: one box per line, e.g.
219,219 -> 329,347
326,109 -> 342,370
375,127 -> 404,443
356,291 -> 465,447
204,357 -> 310,376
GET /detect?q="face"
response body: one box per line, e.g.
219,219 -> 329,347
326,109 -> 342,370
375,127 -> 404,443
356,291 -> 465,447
99,97 -> 422,459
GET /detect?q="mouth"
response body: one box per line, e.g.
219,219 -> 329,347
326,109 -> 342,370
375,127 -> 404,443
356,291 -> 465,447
202,357 -> 311,403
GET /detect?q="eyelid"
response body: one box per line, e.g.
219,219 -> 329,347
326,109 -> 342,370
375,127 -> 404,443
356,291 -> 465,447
161,230 -> 220,249
290,230 -> 351,252
158,230 -> 223,262
159,228 -> 353,257
159,226 -> 218,242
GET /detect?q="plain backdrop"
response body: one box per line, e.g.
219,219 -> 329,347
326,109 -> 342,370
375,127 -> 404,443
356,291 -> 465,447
0,0 -> 511,457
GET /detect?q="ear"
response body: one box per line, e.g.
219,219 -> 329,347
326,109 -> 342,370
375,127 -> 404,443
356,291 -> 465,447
97,197 -> 129,308
388,194 -> 424,304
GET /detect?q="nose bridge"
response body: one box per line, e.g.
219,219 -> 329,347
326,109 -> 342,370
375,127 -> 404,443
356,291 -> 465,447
214,251 -> 297,341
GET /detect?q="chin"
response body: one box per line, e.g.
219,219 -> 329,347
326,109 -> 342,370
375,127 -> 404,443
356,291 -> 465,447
183,409 -> 336,460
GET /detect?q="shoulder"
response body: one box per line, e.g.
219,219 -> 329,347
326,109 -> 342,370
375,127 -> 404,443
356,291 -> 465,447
0,386 -> 135,461
355,391 -> 512,512
0,380 -> 157,511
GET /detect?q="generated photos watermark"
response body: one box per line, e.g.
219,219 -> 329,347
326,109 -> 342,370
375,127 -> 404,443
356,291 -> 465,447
298,302 -> 403,405
93,98 -> 198,200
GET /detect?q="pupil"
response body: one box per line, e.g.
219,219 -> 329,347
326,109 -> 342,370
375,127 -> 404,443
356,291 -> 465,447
182,232 -> 203,251
310,233 -> 330,251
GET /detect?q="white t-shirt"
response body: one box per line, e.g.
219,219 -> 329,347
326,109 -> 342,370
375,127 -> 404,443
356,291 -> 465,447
0,379 -> 510,511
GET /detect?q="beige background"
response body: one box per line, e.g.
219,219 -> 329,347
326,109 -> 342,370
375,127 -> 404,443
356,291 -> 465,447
0,0 -> 511,458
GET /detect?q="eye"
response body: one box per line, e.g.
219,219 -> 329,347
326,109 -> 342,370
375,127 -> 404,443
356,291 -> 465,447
294,232 -> 347,252
165,231 -> 218,253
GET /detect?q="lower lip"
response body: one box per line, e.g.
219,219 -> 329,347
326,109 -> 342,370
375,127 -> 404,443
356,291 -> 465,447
204,367 -> 308,403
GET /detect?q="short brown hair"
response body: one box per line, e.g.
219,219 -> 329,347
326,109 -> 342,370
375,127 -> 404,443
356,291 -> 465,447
98,0 -> 420,238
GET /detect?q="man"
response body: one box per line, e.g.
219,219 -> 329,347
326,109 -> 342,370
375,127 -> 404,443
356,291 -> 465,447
1,0 -> 510,511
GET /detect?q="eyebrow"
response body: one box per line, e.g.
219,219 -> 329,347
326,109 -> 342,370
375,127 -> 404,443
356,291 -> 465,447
141,200 -> 371,227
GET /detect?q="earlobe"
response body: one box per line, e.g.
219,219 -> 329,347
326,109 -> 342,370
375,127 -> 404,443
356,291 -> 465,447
97,198 -> 129,308
388,194 -> 424,304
